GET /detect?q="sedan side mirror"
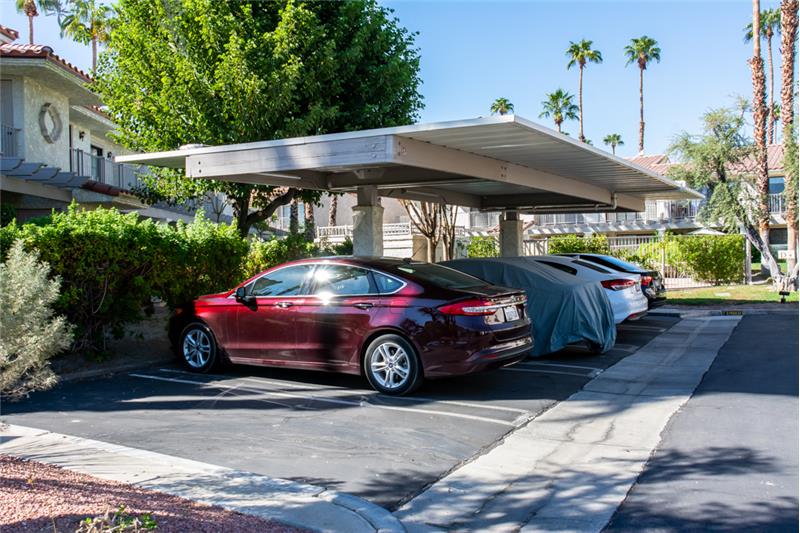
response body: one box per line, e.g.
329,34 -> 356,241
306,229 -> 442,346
235,286 -> 250,303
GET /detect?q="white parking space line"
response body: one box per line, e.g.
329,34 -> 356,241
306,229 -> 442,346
618,324 -> 667,332
520,362 -> 604,372
159,368 -> 530,415
130,373 -> 517,427
500,367 -> 594,378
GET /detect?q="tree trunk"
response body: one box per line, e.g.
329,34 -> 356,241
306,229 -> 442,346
612,144 -> 616,155
92,37 -> 98,72
232,193 -> 251,238
28,15 -> 34,44
289,199 -> 299,235
304,201 -> 315,241
578,66 -> 585,142
556,121 -> 562,133
328,194 -> 338,226
766,33 -> 775,144
638,67 -> 645,153
751,0 -> 771,254
781,0 -> 799,275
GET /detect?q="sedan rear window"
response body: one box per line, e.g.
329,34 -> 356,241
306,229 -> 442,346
535,260 -> 577,276
573,259 -> 613,273
580,255 -> 641,272
396,263 -> 487,289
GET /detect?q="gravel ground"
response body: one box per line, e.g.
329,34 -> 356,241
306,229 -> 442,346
0,455 -> 308,533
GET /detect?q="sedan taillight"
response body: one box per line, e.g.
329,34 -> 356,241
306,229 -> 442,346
601,279 -> 636,291
439,298 -> 500,316
641,275 -> 653,286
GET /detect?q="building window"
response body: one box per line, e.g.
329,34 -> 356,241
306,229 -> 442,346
769,177 -> 784,194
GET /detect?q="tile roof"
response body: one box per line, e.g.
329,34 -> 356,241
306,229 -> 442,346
0,42 -> 93,83
0,24 -> 19,42
627,145 -> 785,177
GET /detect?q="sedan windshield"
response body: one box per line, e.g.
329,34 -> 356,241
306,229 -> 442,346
395,263 -> 488,289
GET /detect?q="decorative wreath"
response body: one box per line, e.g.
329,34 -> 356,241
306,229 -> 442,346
38,102 -> 62,144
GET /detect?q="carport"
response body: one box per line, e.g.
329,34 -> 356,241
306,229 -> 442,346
117,115 -> 701,256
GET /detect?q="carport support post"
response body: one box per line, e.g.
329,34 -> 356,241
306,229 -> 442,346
499,211 -> 523,257
352,185 -> 384,257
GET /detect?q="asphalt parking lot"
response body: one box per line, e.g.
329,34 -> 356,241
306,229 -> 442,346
2,314 -> 678,509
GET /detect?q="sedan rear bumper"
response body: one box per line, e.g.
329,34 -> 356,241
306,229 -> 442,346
424,334 -> 533,378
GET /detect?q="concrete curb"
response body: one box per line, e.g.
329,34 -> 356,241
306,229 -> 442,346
650,306 -> 798,318
0,424 -> 405,533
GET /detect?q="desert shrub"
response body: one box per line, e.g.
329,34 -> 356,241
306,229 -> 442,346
0,241 -> 73,399
77,506 -> 157,532
675,235 -> 744,284
467,236 -> 499,258
548,233 -> 611,254
330,236 -> 353,256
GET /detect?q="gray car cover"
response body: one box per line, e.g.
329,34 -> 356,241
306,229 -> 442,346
443,257 -> 616,356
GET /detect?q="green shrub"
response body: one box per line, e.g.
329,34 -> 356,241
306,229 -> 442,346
467,236 -> 499,258
1,241 -> 74,398
675,235 -> 744,284
330,236 -> 353,256
243,234 -> 319,278
548,234 -> 611,254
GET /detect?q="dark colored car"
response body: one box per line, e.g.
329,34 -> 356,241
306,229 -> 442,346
169,257 -> 532,395
557,253 -> 667,308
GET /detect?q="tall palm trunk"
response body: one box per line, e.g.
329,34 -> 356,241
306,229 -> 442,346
578,66 -> 585,142
304,202 -> 315,241
638,66 -> 645,153
328,194 -> 337,226
611,144 -> 617,155
289,199 -> 299,235
92,36 -> 97,71
751,0 -> 771,251
766,31 -> 776,144
781,0 -> 799,275
556,121 -> 562,133
27,15 -> 34,43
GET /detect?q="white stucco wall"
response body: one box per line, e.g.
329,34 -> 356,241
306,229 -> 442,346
23,77 -> 70,169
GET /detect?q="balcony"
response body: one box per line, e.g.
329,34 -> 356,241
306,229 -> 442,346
69,148 -> 146,191
769,193 -> 785,214
1,123 -> 21,157
531,200 -> 701,227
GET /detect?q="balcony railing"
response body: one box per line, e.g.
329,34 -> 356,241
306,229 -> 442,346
69,148 -> 147,191
317,222 -> 413,239
531,200 -> 701,227
1,123 -> 21,157
769,193 -> 785,214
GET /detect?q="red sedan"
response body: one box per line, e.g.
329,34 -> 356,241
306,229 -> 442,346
169,257 -> 532,395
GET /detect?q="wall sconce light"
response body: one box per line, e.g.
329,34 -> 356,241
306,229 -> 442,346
78,130 -> 86,140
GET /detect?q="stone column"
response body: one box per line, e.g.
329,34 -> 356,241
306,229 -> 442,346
352,185 -> 384,257
499,211 -> 523,257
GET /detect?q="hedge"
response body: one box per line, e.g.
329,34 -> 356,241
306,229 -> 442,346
675,235 -> 744,285
467,236 -> 499,258
0,205 -> 353,355
548,234 -> 611,255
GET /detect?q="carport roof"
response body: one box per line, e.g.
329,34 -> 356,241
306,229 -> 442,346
116,115 -> 702,213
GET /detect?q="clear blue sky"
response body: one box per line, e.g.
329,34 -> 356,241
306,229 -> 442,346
1,0 -> 786,157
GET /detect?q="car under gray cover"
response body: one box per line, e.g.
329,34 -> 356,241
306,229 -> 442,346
443,257 -> 616,355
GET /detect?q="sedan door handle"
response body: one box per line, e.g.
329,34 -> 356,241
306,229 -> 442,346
276,301 -> 294,308
353,302 -> 374,310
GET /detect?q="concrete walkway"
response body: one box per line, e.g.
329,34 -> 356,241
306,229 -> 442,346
395,316 -> 741,532
0,424 -> 404,533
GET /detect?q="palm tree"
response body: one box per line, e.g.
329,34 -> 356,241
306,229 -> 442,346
750,1 -> 771,250
59,0 -> 114,71
566,39 -> 602,142
15,0 -> 61,44
490,97 -> 514,116
539,89 -> 579,133
603,133 -> 624,155
780,0 -> 798,274
624,36 -> 661,153
746,8 -> 782,143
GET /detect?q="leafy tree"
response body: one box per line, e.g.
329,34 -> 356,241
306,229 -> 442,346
780,0 -> 798,274
624,36 -> 661,153
539,89 -> 578,133
668,106 -> 796,288
15,0 -> 62,44
95,0 -> 423,236
745,7 -> 781,144
603,133 -> 624,155
566,39 -> 602,142
59,0 -> 113,71
490,97 -> 514,115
